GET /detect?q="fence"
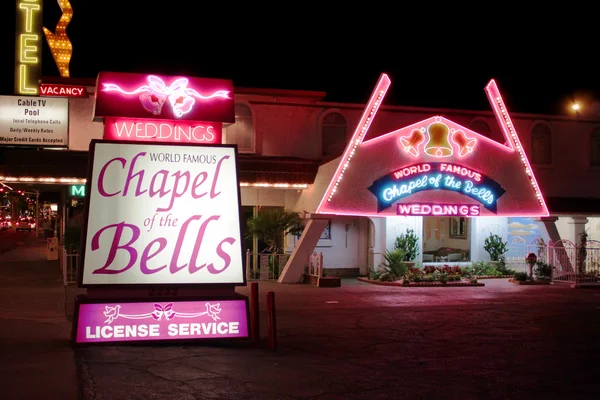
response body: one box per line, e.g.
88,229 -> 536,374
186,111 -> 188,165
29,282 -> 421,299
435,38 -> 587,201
548,240 -> 600,285
505,237 -> 548,274
306,251 -> 324,278
60,247 -> 79,285
246,250 -> 290,280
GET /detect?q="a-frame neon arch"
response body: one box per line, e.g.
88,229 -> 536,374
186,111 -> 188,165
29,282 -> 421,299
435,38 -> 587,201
316,74 -> 549,218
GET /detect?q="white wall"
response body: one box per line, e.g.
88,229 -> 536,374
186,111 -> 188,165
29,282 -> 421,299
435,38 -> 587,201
555,217 -> 572,244
587,217 -> 600,242
68,96 -> 103,151
470,217 -> 508,261
291,159 -> 338,214
286,217 -> 368,269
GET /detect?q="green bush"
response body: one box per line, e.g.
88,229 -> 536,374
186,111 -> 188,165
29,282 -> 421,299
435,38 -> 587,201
496,255 -> 515,275
369,269 -> 381,280
467,261 -> 503,276
379,249 -> 408,280
394,229 -> 419,261
484,233 -> 508,261
534,261 -> 552,279
513,272 -> 528,282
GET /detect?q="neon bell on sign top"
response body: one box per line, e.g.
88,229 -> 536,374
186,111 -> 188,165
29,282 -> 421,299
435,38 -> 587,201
399,119 -> 477,158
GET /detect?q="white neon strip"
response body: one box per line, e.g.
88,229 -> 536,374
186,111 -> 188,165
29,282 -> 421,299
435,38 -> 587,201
316,73 -> 391,212
485,80 -> 549,216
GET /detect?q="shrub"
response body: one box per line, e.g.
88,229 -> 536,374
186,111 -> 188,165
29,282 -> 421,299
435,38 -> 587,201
378,249 -> 408,281
534,261 -> 552,279
513,272 -> 528,282
484,233 -> 508,261
369,269 -> 381,280
469,261 -> 502,276
394,229 -> 419,261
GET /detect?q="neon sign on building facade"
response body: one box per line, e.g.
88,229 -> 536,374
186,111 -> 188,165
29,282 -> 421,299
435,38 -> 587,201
14,0 -> 43,95
316,74 -> 549,218
397,204 -> 480,217
368,163 -> 506,213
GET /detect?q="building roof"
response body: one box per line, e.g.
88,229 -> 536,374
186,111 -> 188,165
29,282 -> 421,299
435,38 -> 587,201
0,149 -> 320,185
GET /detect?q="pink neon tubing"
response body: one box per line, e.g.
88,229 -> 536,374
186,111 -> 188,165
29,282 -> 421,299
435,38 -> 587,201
316,73 -> 391,213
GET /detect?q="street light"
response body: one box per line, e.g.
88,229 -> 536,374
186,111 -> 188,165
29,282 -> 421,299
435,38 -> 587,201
572,103 -> 580,111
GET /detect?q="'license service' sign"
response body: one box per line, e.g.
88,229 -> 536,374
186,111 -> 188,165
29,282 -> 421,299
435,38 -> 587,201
74,299 -> 249,344
81,141 -> 244,286
0,95 -> 69,147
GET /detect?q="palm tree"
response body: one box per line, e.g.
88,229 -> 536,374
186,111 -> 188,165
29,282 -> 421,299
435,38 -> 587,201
246,208 -> 303,254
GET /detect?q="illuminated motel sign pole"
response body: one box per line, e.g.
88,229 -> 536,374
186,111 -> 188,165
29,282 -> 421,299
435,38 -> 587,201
14,0 -> 43,95
43,0 -> 74,78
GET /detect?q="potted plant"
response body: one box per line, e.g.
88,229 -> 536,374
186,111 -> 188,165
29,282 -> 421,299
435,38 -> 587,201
525,252 -> 537,278
483,233 -> 508,267
394,228 -> 419,267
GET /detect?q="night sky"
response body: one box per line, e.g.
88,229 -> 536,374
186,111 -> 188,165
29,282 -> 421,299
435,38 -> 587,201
1,1 -> 597,116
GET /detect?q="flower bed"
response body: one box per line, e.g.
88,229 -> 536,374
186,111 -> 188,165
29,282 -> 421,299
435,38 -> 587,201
369,263 -> 512,285
357,277 -> 484,287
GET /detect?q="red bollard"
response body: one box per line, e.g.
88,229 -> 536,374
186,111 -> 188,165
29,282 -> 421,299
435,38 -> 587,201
250,282 -> 259,342
266,291 -> 277,350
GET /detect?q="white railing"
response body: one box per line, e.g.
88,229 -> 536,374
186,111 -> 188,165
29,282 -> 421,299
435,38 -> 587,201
61,247 -> 79,285
306,251 -> 324,278
504,257 -> 529,274
245,250 -> 290,280
549,240 -> 600,285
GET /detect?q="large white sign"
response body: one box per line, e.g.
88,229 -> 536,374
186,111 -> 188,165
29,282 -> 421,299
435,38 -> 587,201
0,95 -> 69,147
82,141 -> 244,285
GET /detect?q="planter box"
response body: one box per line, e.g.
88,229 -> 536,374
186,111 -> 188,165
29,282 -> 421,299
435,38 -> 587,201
357,277 -> 484,287
508,278 -> 551,285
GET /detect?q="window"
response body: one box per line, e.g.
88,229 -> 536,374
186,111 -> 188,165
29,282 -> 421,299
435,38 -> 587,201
224,104 -> 253,152
449,216 -> 467,239
321,112 -> 347,158
591,128 -> 600,167
530,123 -> 552,165
469,120 -> 491,138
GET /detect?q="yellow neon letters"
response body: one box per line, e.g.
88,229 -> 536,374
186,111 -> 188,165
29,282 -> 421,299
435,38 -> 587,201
15,0 -> 42,95
19,34 -> 39,63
